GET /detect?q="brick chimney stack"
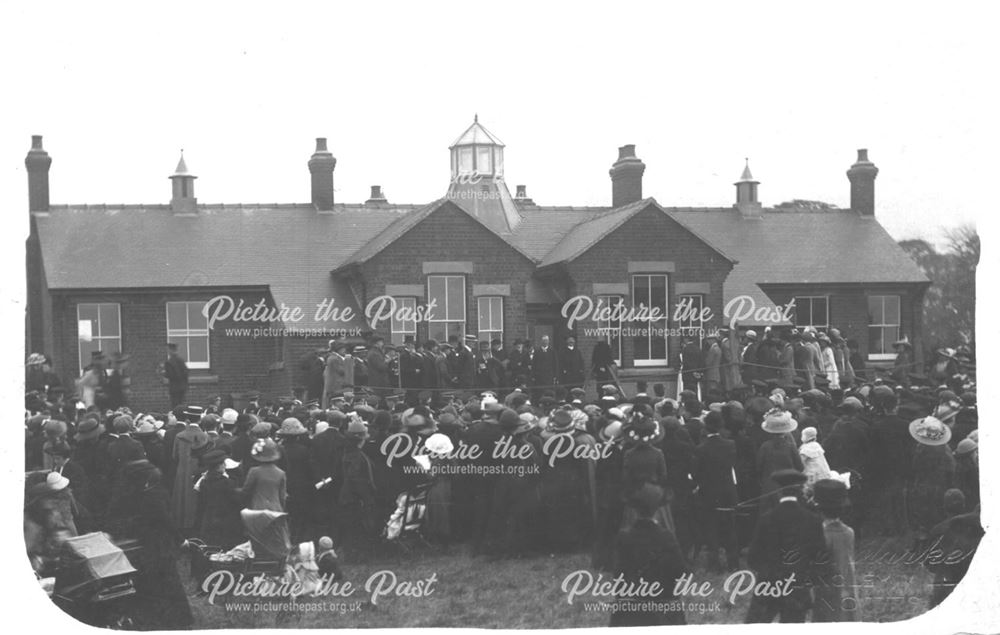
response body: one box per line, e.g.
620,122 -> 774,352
847,148 -> 878,216
25,135 -> 52,212
365,185 -> 388,205
609,144 -> 645,207
309,138 -> 337,211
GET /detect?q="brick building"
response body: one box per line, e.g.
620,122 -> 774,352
24,120 -> 929,410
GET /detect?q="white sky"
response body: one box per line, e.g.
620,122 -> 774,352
2,2 -> 995,249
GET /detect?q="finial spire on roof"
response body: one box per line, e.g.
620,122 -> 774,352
174,150 -> 190,176
740,158 -> 754,182
474,113 -> 478,123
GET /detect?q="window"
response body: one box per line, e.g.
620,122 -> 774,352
77,303 -> 121,374
390,297 -> 417,346
476,147 -> 492,174
427,275 -> 466,343
868,295 -> 901,360
167,301 -> 210,369
677,294 -> 705,345
477,296 -> 503,346
793,296 -> 829,329
631,274 -> 669,366
458,148 -> 473,174
596,295 -> 623,365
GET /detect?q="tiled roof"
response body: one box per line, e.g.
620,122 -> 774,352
536,198 -> 737,267
35,203 -> 416,330
672,207 -> 929,321
36,197 -> 928,330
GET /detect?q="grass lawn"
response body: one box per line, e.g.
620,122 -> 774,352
185,533 -> 936,628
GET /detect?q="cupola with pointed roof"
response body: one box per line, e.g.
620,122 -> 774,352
169,152 -> 198,214
449,114 -> 505,181
734,159 -> 762,218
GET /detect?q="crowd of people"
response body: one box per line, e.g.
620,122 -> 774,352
23,328 -> 981,626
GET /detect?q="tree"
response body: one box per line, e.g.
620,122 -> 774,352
898,226 -> 977,356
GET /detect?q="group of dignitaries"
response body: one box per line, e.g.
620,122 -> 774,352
25,345 -> 981,625
301,334 -> 595,409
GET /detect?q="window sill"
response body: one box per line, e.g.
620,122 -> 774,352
161,374 -> 219,385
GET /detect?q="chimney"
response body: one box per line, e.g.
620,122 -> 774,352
169,152 -> 198,214
365,185 -> 388,205
309,137 -> 337,211
609,144 -> 645,207
25,135 -> 52,212
514,184 -> 535,205
734,159 -> 762,218
847,148 -> 878,216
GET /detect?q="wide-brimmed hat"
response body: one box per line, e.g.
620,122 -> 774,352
546,409 -> 575,433
424,432 -> 454,455
599,420 -> 623,442
762,409 -> 798,434
278,417 -> 308,436
498,408 -> 532,435
74,418 -> 103,441
933,401 -> 962,424
134,421 -> 158,436
220,408 -> 239,428
251,438 -> 281,462
909,416 -> 952,446
43,419 -> 68,438
626,415 -> 662,444
26,353 -> 46,366
27,471 -> 70,500
956,438 -> 978,456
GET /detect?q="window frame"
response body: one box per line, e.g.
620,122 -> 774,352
596,294 -> 623,366
793,295 -> 830,329
630,274 -> 669,367
867,294 -> 901,361
458,148 -> 473,174
426,275 -> 466,344
77,302 -> 121,375
477,296 -> 504,346
677,293 -> 706,347
166,301 -> 211,370
389,297 -> 418,346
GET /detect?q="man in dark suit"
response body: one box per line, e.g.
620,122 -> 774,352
559,336 -> 586,391
366,337 -> 389,392
610,483 -> 689,626
475,341 -> 504,392
680,337 -> 705,396
692,411 -> 739,571
399,336 -> 423,390
301,347 -> 326,404
507,339 -> 531,389
164,343 -> 189,407
448,334 -> 476,389
310,412 -> 348,542
531,335 -> 558,401
420,341 -> 439,389
744,469 -> 829,623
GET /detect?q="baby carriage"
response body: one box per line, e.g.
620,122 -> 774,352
45,531 -> 140,628
189,509 -> 292,590
384,481 -> 432,552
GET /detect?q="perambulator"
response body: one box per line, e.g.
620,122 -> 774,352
384,481 -> 432,552
189,509 -> 292,594
45,531 -> 141,628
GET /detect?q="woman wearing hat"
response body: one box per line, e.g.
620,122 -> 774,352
24,471 -> 81,565
45,442 -> 93,520
241,438 -> 287,512
112,460 -> 193,629
194,449 -> 244,549
756,409 -> 804,511
170,419 -> 210,531
277,418 -> 315,542
621,411 -> 675,534
339,418 -> 377,556
908,416 -> 955,536
539,408 -> 598,552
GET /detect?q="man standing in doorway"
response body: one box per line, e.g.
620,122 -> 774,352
559,336 -> 586,393
164,342 -> 189,407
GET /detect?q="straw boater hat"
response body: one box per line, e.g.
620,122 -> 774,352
762,408 -> 798,434
909,416 -> 952,446
251,438 -> 281,462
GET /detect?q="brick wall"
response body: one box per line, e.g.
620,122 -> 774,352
567,205 -> 733,372
760,284 -> 926,366
358,202 -> 537,344
49,288 -> 284,412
